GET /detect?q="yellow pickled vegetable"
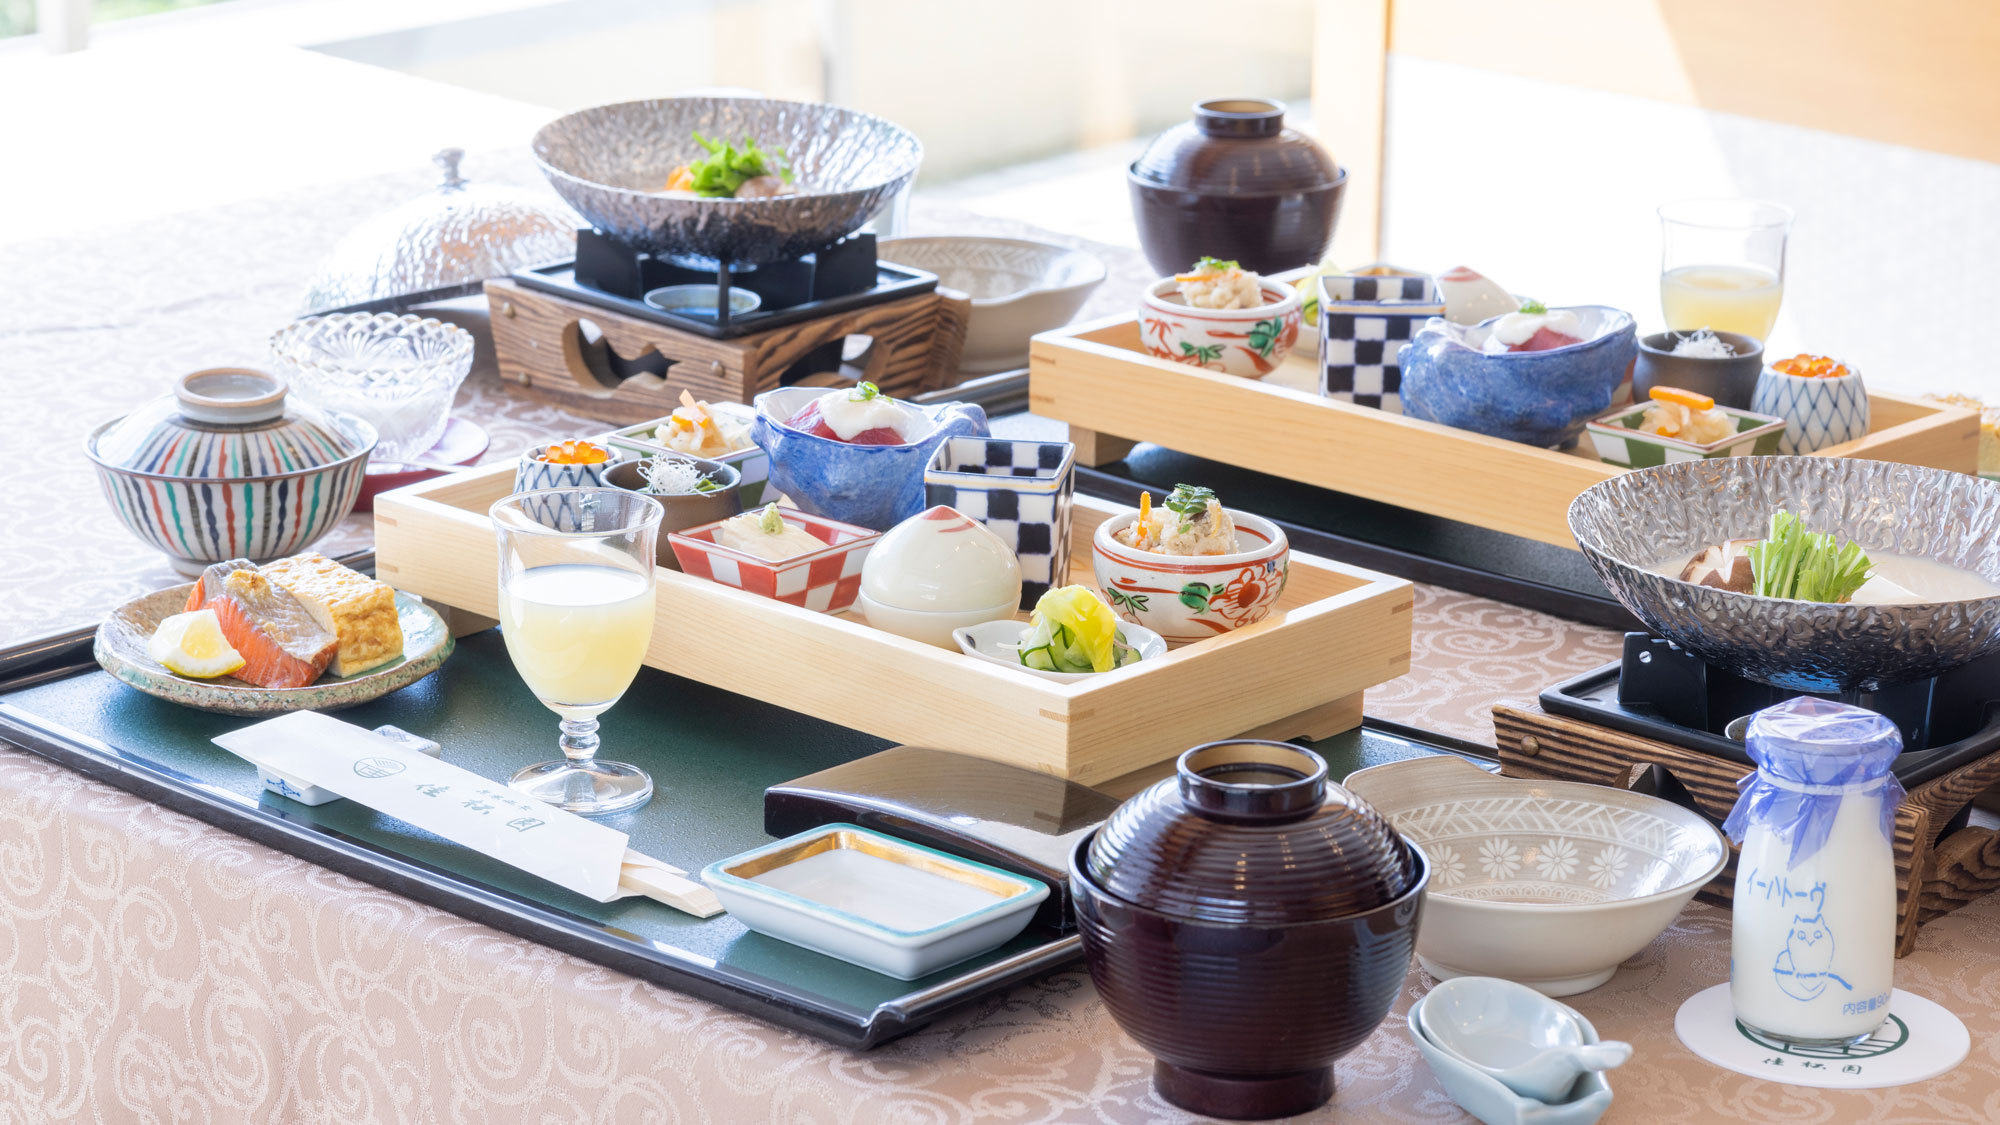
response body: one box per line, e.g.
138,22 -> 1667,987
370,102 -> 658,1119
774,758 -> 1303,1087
1024,585 -> 1121,673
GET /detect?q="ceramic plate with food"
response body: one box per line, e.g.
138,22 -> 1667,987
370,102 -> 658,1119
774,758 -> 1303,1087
94,558 -> 452,715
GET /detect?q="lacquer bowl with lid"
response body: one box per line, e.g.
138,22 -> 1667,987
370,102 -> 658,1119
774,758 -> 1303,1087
83,368 -> 377,575
1070,739 -> 1429,1121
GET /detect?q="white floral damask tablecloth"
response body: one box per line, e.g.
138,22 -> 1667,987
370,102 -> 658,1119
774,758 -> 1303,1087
5,135 -> 1995,1123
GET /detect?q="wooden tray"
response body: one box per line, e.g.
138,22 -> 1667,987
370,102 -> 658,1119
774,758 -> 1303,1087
1030,315 -> 1980,549
375,470 -> 1414,786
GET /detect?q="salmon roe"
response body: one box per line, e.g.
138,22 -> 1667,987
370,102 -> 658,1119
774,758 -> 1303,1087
540,440 -> 611,464
1771,354 -> 1852,379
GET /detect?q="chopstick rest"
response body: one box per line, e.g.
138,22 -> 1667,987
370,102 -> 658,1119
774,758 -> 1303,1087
214,711 -> 720,918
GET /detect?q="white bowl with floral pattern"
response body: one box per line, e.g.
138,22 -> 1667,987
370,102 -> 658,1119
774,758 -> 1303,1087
1090,509 -> 1289,644
1137,276 -> 1303,379
1345,755 -> 1729,997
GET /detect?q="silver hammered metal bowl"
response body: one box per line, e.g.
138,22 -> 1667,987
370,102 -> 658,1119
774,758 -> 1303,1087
1570,457 -> 2000,692
532,97 -> 922,265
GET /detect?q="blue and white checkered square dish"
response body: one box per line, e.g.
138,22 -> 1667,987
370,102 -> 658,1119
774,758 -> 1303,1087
1318,297 -> 1446,415
925,438 -> 1076,609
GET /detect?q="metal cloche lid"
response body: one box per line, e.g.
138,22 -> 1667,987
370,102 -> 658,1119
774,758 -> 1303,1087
301,148 -> 580,316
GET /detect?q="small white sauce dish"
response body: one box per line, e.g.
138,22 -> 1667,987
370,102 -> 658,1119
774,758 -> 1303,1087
702,824 -> 1050,980
1417,976 -> 1631,1103
1407,984 -> 1617,1125
952,618 -> 1167,681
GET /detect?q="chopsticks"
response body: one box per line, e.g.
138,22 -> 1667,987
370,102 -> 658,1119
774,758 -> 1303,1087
620,848 -> 723,918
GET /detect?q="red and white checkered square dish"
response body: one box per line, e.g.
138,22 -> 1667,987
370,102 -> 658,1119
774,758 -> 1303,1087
668,509 -> 880,613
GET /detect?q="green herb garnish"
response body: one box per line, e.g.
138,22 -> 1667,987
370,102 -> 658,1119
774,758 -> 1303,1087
1745,510 -> 1873,603
1517,298 -> 1547,315
683,132 -> 793,198
1195,256 -> 1240,272
755,502 -> 785,536
847,381 -> 883,402
694,478 -> 722,493
1163,483 -> 1218,534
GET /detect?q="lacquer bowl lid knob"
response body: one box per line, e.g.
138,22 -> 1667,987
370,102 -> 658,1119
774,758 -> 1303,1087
1084,740 -> 1415,925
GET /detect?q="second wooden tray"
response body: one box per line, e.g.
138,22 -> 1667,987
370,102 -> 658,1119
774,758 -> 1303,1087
375,469 -> 1413,787
1030,314 -> 1979,549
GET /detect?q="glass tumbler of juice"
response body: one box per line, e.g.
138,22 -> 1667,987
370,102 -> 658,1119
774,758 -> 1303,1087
491,487 -> 663,817
1658,198 -> 1792,342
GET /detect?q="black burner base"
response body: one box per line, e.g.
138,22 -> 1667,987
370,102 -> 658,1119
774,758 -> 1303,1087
514,229 -> 936,340
1540,633 -> 2000,787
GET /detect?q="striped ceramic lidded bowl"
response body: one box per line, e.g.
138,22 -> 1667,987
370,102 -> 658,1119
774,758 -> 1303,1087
84,368 -> 377,575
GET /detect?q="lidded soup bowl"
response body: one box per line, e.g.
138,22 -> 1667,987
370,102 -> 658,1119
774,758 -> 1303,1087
1070,740 -> 1429,1121
84,368 -> 376,575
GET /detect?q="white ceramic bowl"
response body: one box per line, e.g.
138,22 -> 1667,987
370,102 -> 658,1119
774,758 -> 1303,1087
1090,509 -> 1289,644
861,505 -> 1023,613
1345,756 -> 1729,997
952,617 -> 1167,681
859,590 -> 1016,648
1137,276 -> 1303,379
879,236 -> 1106,374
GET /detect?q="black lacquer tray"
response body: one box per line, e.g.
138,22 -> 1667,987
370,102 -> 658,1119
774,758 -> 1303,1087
0,619 -> 1449,1048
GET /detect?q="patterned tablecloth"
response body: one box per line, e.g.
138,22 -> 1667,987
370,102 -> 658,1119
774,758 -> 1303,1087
3,146 -> 1991,1124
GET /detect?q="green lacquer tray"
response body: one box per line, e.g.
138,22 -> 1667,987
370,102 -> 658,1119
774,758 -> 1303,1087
0,623 -> 1447,1048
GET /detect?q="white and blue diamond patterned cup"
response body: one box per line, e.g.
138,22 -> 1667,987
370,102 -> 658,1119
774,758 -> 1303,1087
1751,363 -> 1868,455
513,443 -> 633,529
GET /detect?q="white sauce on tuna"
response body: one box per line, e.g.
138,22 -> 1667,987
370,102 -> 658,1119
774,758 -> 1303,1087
815,389 -> 916,441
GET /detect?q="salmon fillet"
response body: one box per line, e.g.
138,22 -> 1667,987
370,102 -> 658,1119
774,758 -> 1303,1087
186,558 -> 259,613
201,567 -> 338,688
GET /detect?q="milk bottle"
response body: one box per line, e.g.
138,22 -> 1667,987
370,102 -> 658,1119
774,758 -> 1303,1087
1726,698 -> 1903,1045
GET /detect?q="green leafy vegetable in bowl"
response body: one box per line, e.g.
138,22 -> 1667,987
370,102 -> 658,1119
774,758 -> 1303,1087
1746,510 -> 1873,603
663,132 -> 795,198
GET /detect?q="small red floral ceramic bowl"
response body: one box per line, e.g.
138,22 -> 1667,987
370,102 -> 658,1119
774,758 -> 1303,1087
1137,277 -> 1303,379
1091,510 -> 1290,644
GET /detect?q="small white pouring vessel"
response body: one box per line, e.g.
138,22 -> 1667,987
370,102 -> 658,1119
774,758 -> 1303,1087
1417,977 -> 1633,1103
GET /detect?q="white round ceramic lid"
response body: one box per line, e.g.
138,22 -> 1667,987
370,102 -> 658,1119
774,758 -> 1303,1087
861,505 -> 1022,610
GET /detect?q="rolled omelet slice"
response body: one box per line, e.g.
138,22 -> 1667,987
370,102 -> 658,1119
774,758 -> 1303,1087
260,553 -> 404,677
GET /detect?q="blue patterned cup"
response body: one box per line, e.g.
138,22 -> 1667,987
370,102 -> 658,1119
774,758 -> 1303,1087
513,443 -> 632,529
1751,363 -> 1868,454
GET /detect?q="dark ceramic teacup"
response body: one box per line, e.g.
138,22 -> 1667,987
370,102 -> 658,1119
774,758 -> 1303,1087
604,456 -> 741,570
1632,330 -> 1765,409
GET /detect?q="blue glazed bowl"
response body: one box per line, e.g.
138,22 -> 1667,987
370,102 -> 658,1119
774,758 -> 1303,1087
1398,307 -> 1638,448
752,387 -> 989,531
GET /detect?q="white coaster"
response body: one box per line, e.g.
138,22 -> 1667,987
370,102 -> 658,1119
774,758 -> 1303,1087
1675,983 -> 1968,1089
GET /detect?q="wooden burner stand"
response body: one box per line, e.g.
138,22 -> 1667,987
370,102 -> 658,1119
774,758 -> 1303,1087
1493,703 -> 2000,957
486,278 -> 968,424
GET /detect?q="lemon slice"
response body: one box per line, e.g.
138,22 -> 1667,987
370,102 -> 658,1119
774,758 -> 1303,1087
147,609 -> 246,679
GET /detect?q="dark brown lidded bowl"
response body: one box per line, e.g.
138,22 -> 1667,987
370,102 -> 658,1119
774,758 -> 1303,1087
1129,98 -> 1347,277
1070,740 -> 1428,1121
